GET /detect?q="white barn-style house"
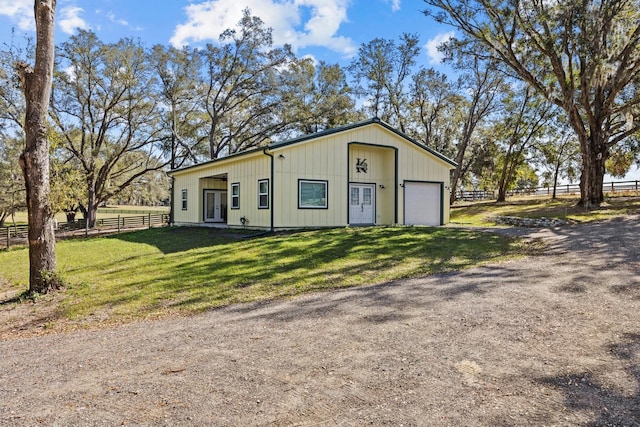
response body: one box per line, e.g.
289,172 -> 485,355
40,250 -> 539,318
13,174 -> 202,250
169,118 -> 456,230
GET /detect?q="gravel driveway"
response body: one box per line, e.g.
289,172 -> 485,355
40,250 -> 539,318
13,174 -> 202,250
1,216 -> 640,426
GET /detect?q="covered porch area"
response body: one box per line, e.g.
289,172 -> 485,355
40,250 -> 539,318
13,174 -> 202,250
201,173 -> 229,226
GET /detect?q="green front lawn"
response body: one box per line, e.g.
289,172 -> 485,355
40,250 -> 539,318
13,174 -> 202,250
0,226 -> 526,326
451,196 -> 640,225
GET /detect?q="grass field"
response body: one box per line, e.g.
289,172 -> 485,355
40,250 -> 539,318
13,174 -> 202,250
451,195 -> 640,225
0,226 -> 526,326
5,205 -> 170,226
4,195 -> 636,329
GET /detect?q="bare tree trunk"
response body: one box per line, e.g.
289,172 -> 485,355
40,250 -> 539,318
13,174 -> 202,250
578,134 -> 607,208
496,149 -> 511,203
449,140 -> 468,205
17,0 -> 58,294
552,161 -> 560,199
86,183 -> 98,228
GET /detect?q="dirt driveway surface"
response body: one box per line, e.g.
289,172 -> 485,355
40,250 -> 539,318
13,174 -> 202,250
1,216 -> 640,426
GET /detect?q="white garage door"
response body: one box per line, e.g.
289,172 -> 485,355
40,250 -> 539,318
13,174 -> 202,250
404,182 -> 442,226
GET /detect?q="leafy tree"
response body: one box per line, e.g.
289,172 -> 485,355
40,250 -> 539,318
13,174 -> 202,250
512,163 -> 539,193
50,159 -> 84,222
113,169 -> 170,206
605,137 -> 640,179
50,30 -> 167,227
348,33 -> 421,132
15,0 -> 59,293
536,136 -> 580,199
494,86 -> 554,201
280,58 -> 360,135
201,9 -> 296,158
0,135 -> 25,227
449,58 -> 505,204
0,35 -> 34,133
424,0 -> 640,207
408,67 -> 462,156
150,44 -> 208,169
0,38 -> 30,229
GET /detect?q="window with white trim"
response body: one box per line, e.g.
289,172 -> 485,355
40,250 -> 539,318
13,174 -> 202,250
299,180 -> 328,209
258,179 -> 269,209
181,189 -> 188,210
231,183 -> 240,209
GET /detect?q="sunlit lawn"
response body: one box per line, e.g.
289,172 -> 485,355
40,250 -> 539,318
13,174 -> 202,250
451,195 -> 640,225
0,226 -> 525,325
6,205 -> 169,226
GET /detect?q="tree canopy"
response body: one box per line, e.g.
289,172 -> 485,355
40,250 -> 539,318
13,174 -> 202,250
424,0 -> 640,207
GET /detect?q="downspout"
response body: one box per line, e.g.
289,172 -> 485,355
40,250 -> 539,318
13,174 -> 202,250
169,175 -> 175,226
394,148 -> 398,224
262,148 -> 274,233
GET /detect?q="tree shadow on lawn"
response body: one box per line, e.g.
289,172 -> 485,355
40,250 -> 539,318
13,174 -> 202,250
109,226 -> 260,254
82,227 -> 520,318
537,333 -> 640,427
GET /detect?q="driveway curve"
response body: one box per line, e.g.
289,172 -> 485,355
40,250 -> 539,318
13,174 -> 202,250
2,216 -> 640,426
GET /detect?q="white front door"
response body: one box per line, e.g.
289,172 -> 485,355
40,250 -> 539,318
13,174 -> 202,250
349,184 -> 375,225
204,190 -> 227,223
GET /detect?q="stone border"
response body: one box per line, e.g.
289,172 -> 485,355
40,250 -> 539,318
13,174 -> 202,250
490,215 -> 572,228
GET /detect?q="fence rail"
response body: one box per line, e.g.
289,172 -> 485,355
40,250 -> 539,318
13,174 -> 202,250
456,190 -> 496,201
1,213 -> 169,249
509,180 -> 640,197
456,180 -> 640,202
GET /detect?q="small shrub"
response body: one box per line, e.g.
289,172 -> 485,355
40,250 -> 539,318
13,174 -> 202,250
37,269 -> 66,293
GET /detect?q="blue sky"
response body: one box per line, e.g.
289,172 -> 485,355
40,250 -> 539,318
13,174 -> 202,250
0,0 -> 454,69
2,0 -> 637,182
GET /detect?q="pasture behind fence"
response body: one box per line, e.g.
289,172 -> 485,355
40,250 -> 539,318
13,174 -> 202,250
457,180 -> 640,202
1,213 -> 169,249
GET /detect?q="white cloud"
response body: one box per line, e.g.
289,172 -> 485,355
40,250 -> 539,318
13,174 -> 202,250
170,0 -> 356,56
424,31 -> 454,64
0,0 -> 34,30
107,12 -> 129,27
386,0 -> 400,12
58,6 -> 90,35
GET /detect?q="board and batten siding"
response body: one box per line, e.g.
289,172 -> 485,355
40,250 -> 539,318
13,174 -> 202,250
270,123 -> 452,227
346,124 -> 452,225
171,120 -> 455,229
272,132 -> 348,228
172,151 -> 271,227
348,143 -> 396,224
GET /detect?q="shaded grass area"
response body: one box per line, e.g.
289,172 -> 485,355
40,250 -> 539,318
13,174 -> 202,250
0,226 -> 525,326
451,196 -> 640,226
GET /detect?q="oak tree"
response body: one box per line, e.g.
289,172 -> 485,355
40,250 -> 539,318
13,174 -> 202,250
201,9 -> 296,158
425,0 -> 640,207
51,31 -> 167,227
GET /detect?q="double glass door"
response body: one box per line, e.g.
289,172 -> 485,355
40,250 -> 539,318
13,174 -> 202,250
204,190 -> 227,223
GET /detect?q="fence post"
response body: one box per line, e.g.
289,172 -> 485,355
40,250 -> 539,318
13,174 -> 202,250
5,227 -> 9,249
118,215 -> 121,233
148,213 -> 151,229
